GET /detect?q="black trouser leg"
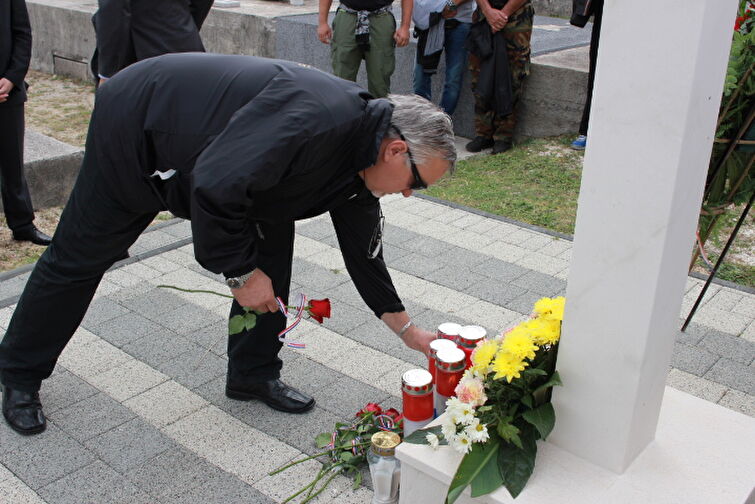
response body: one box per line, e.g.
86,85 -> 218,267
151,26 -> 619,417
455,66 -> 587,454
579,0 -> 603,136
0,104 -> 35,232
227,220 -> 295,384
0,144 -> 158,393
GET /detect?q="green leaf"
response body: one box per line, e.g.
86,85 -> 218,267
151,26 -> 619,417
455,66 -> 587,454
228,315 -> 246,335
446,437 -> 501,504
352,470 -> 362,490
522,403 -> 556,440
243,312 -> 257,330
521,394 -> 533,408
403,425 -> 448,445
496,423 -> 522,449
498,426 -> 537,498
315,432 -> 332,449
470,438 -> 504,497
339,452 -> 355,463
522,368 -> 547,377
532,371 -> 563,396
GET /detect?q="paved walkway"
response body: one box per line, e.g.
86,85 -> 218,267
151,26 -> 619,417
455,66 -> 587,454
0,193 -> 753,503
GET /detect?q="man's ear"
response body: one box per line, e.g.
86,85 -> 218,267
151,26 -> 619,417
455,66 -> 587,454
386,138 -> 407,159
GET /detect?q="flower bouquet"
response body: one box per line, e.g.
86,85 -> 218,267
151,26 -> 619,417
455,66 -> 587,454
404,297 -> 565,502
270,402 -> 403,503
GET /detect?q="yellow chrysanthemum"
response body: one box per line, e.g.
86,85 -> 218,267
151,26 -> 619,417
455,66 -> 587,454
533,297 -> 565,322
471,339 -> 499,369
522,317 -> 561,346
501,328 -> 538,361
491,350 -> 528,382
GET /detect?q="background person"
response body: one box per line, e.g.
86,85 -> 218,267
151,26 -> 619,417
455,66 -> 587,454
318,0 -> 412,97
0,53 -> 456,436
0,0 -> 52,246
569,0 -> 603,150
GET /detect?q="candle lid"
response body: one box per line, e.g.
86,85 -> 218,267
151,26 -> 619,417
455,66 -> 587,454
402,369 -> 432,387
437,322 -> 462,336
429,338 -> 458,353
436,347 -> 465,365
459,325 -> 487,344
371,431 -> 401,457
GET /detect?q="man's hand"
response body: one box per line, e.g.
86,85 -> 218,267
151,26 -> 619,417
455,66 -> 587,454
317,23 -> 332,44
394,25 -> 410,47
229,268 -> 279,313
484,8 -> 508,33
0,78 -> 14,103
442,7 -> 456,18
400,325 -> 436,355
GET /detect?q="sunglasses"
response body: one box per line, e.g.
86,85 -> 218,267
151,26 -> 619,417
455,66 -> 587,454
393,127 -> 428,190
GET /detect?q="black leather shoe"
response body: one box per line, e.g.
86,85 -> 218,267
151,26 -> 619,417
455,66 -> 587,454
492,140 -> 513,154
226,379 -> 315,414
465,136 -> 494,152
2,386 -> 47,435
12,226 -> 52,246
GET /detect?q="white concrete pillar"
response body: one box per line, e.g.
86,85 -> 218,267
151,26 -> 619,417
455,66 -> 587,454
550,0 -> 739,473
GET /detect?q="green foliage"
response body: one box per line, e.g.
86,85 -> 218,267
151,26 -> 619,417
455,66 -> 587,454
447,437 -> 502,503
498,426 -> 538,498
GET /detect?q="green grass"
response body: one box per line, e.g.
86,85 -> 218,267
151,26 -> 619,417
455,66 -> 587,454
427,136 -> 583,235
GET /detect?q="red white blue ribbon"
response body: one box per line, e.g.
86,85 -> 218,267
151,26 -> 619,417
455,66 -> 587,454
276,294 -> 307,349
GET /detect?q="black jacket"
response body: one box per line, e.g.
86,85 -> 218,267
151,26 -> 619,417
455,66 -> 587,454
0,0 -> 31,106
466,19 -> 513,117
91,0 -> 212,78
94,53 -> 404,317
570,0 -> 595,28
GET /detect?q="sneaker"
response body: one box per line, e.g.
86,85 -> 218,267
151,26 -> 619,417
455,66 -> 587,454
571,135 -> 587,150
465,136 -> 494,152
492,140 -> 512,154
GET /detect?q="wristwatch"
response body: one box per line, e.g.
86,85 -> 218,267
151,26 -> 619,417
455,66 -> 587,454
225,270 -> 254,289
445,0 -> 458,11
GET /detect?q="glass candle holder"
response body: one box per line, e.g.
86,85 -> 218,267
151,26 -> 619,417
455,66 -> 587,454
428,338 -> 458,383
435,347 -> 466,397
437,322 -> 462,342
401,369 -> 434,435
457,325 -> 487,369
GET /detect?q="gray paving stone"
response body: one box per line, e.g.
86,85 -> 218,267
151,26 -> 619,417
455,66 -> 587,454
41,369 -> 99,414
187,263 -> 226,283
84,418 -> 175,473
2,424 -> 96,489
670,343 -> 719,377
296,219 -> 335,240
511,270 -> 567,296
434,246 -> 491,269
39,460 -> 151,504
120,289 -> 187,322
181,319 -> 229,356
50,392 -> 136,442
717,389 -> 755,417
162,468 -> 275,504
319,233 -> 340,249
161,219 -> 192,239
157,344 -> 228,390
281,356 -> 346,396
81,297 -> 131,329
383,223 -> 417,245
505,290 -> 546,315
121,331 -> 198,368
472,258 -> 529,282
92,311 -> 165,348
422,267 -> 487,291
463,277 -> 528,306
125,446 -> 228,498
154,303 -> 226,335
292,259 -> 350,291
700,331 -> 755,365
704,358 -> 755,395
676,322 -> 707,345
314,301 -> 372,336
315,375 -> 391,418
0,275 -> 26,301
389,253 -> 445,277
134,229 -> 178,251
400,235 -> 451,258
382,243 -> 413,263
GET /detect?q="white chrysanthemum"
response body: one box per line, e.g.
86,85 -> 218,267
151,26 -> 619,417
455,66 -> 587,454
426,433 -> 440,450
464,418 -> 490,443
441,416 -> 458,440
445,398 -> 475,425
449,431 -> 473,455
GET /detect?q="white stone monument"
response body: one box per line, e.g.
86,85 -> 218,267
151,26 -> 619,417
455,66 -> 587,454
396,0 -> 755,501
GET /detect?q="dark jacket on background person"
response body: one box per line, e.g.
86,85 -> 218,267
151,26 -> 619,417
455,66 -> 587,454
466,18 -> 513,116
94,53 -> 404,316
91,0 -> 213,78
570,0 -> 594,27
0,0 -> 31,106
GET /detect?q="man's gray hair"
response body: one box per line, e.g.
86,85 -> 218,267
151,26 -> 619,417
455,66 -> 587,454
386,94 -> 457,174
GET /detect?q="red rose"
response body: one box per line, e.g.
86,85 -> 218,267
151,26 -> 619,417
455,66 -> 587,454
735,16 -> 744,30
307,298 -> 331,324
357,402 -> 382,418
383,408 -> 401,421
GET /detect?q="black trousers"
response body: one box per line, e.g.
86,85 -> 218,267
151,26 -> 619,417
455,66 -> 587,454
0,104 -> 35,232
578,0 -> 603,136
0,125 -> 293,393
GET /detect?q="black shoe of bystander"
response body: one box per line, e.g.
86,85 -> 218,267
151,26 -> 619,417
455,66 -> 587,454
465,136 -> 494,152
1,386 -> 47,435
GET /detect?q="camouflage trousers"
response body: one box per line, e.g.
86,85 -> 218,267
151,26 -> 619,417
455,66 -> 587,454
469,2 -> 533,141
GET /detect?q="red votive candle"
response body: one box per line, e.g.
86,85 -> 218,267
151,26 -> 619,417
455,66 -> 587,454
437,322 -> 462,342
457,325 -> 487,369
434,347 -> 466,397
428,338 -> 459,383
401,369 -> 434,423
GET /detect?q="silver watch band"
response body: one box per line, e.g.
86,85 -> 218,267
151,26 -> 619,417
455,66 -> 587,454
397,320 -> 413,337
